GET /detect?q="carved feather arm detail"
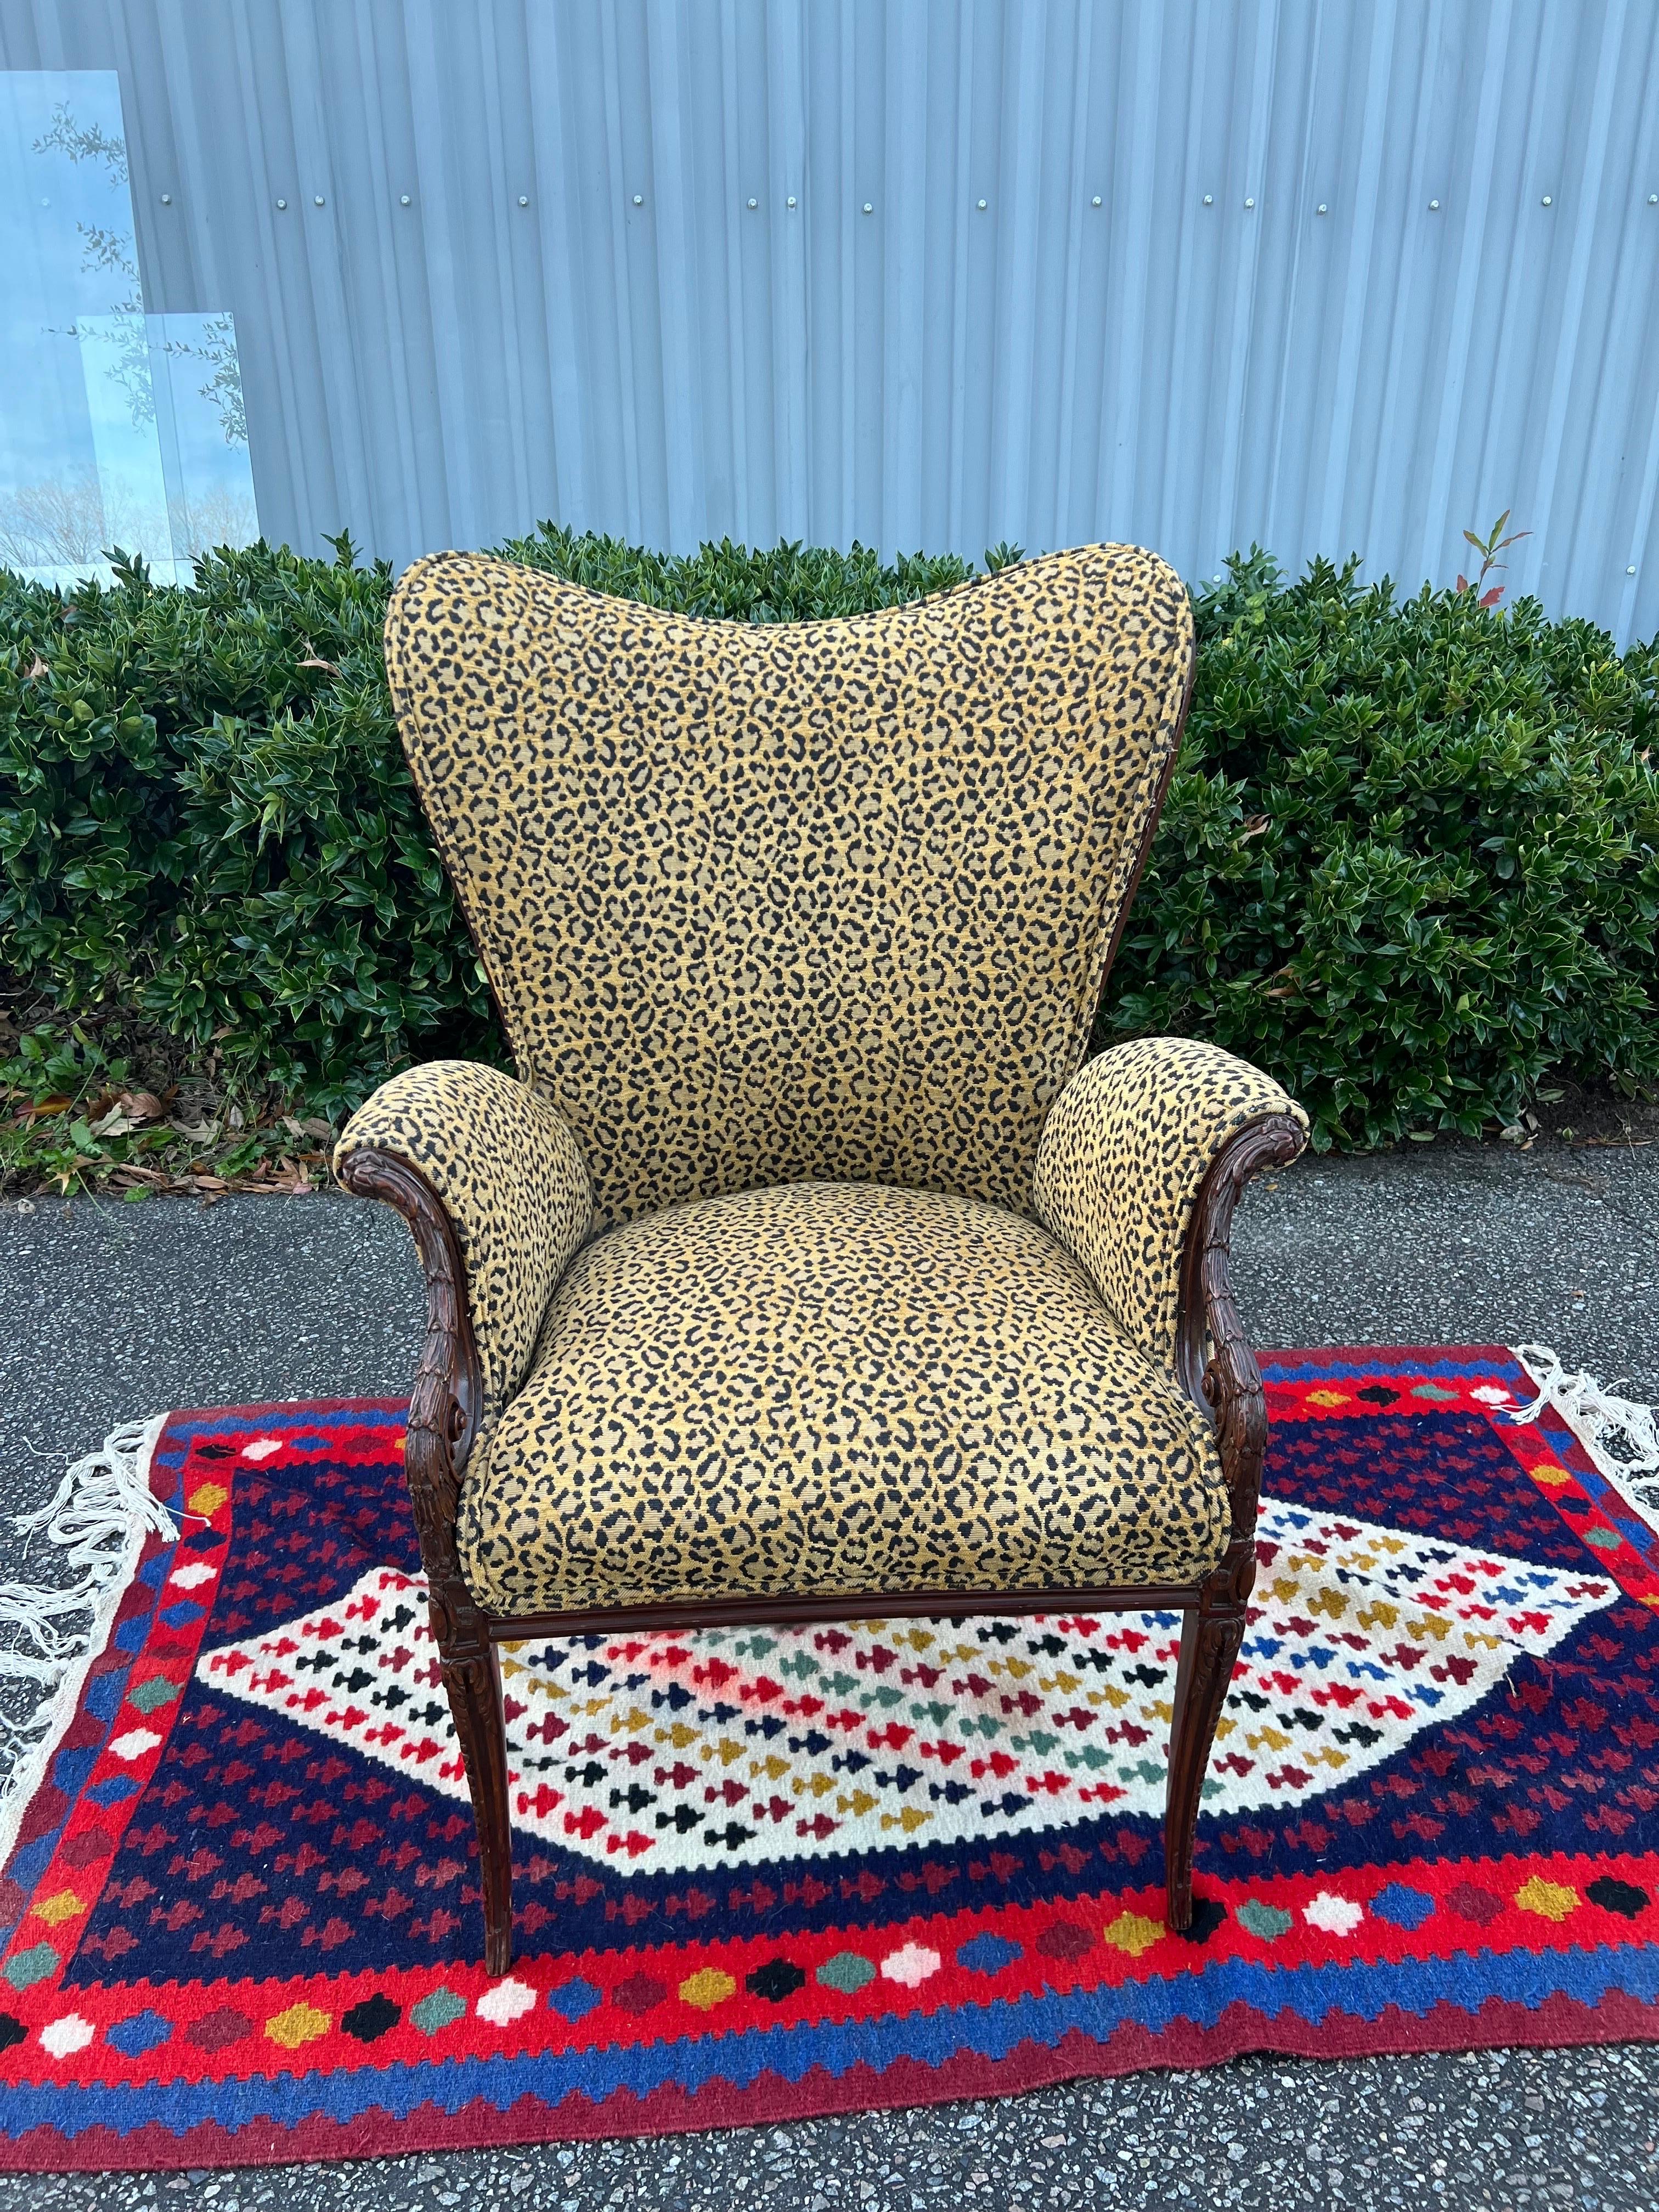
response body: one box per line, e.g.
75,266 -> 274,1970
333,1060 -> 593,1448
1031,1036 -> 1309,1415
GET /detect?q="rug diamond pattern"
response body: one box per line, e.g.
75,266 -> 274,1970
200,1496 -> 1615,1873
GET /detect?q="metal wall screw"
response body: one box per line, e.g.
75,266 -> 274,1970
633,194 -> 642,206
862,201 -> 873,213
1629,566 -> 1639,575
400,194 -> 410,206
1316,202 -> 1328,214
787,195 -> 797,208
1244,196 -> 1255,209
1650,194 -> 1657,205
1541,194 -> 1552,206
275,197 -> 287,210
314,195 -> 325,207
977,198 -> 987,210
1429,198 -> 1440,210
160,192 -> 172,205
1091,195 -> 1102,207
518,195 -> 528,206
1202,194 -> 1212,205
747,197 -> 757,208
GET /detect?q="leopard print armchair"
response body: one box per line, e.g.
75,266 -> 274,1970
336,544 -> 1308,1970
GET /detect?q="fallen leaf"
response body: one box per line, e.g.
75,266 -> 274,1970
26,1095 -> 74,1121
168,1116 -> 221,1146
299,1115 -> 332,1141
88,1106 -> 139,1139
24,656 -> 48,681
116,1090 -> 165,1125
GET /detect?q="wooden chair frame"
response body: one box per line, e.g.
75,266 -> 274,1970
340,1107 -> 1306,1975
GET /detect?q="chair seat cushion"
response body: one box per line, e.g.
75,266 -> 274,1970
457,1181 -> 1231,1615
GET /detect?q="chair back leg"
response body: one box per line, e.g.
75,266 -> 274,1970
1163,1590 -> 1247,1930
441,1641 -> 515,1973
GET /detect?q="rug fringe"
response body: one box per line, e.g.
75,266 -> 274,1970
0,1414 -> 173,1874
1509,1343 -> 1659,1533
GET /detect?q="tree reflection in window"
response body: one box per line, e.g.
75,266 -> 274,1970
0,72 -> 258,585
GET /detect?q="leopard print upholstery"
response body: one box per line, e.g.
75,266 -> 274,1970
456,1180 -> 1231,1612
1032,1038 -> 1307,1370
351,549 -> 1307,1615
334,1061 -> 592,1425
382,543 -> 1195,1232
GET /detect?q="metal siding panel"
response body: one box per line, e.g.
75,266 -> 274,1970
954,0 -> 1006,562
1593,4 -> 1659,645
337,3 -> 424,557
879,0 -> 923,551
1048,0 -> 1095,554
1209,3 -> 1282,574
1527,0 -> 1626,611
745,7 -> 775,538
1480,2 -> 1576,605
525,10 -> 589,533
1314,0 -> 1396,558
856,0 -> 887,542
766,0 -> 809,541
643,1 -> 699,551
1355,0 -> 1440,579
2,0 -> 1656,635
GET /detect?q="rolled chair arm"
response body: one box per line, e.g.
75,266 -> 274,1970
334,1060 -> 592,1436
1031,1036 -> 1308,1375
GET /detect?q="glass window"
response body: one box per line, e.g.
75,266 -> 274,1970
0,69 -> 257,586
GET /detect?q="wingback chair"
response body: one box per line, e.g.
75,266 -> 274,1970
335,544 -> 1308,1973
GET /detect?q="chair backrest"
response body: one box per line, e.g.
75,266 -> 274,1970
385,543 -> 1194,1231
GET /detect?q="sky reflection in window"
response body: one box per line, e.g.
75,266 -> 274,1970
0,70 -> 258,586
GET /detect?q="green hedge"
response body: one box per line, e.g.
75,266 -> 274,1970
1116,551 -> 1659,1144
2,528 -> 1656,1150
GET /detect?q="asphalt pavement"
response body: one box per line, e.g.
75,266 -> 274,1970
1,1134 -> 1656,2211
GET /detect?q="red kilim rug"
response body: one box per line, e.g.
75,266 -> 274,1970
1,1345 -> 1656,2170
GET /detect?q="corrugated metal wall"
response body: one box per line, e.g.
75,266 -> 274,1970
4,0 -> 1658,638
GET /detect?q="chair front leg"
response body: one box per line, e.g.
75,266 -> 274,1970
1163,1110 -> 1306,1929
1164,1558 -> 1250,1931
437,1637 -> 514,1975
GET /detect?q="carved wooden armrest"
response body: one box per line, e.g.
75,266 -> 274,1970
333,1060 -> 593,1451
